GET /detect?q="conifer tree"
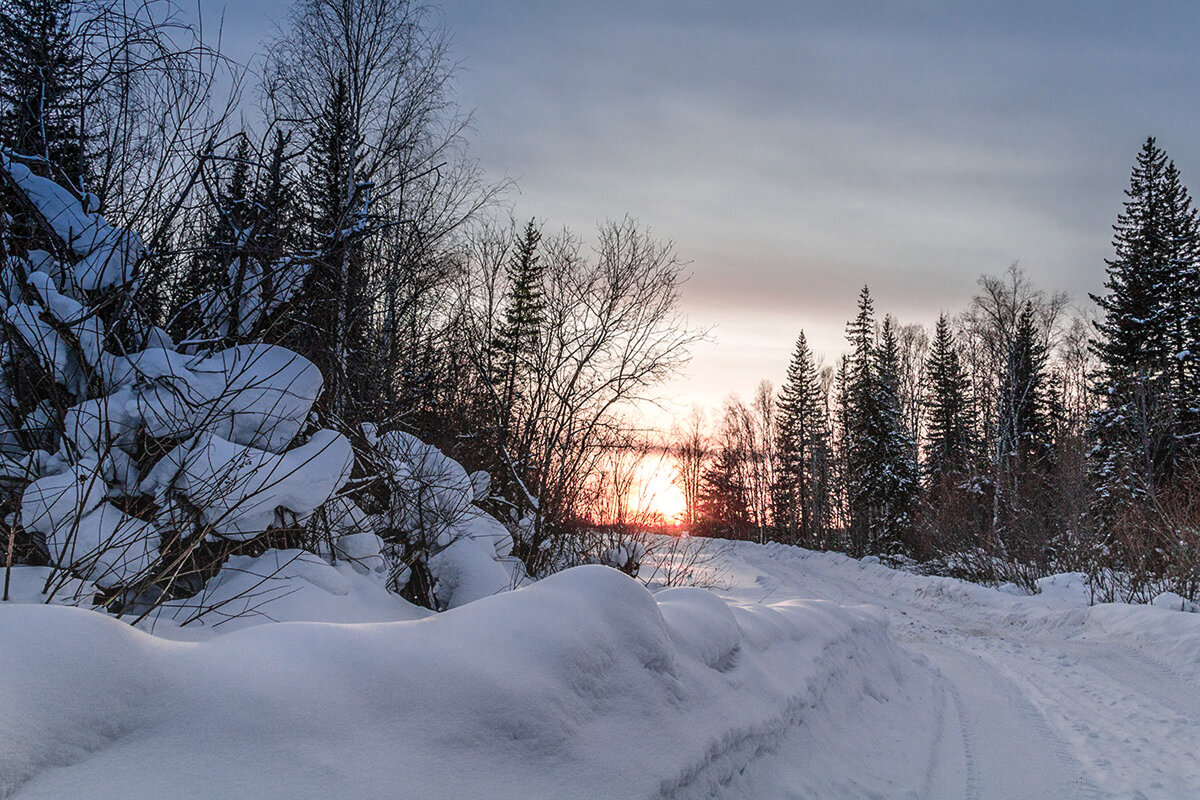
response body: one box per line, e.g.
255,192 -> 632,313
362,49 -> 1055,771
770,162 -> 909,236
1001,304 -> 1051,473
495,219 -> 545,417
294,74 -> 373,423
254,131 -> 301,321
0,0 -> 85,187
773,331 -> 831,547
1091,137 -> 1200,506
839,288 -> 919,555
924,313 -> 972,482
840,286 -> 880,555
173,138 -> 256,344
874,315 -> 920,551
698,441 -> 752,539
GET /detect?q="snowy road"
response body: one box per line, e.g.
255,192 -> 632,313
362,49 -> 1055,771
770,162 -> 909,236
707,541 -> 1200,799
5,541 -> 1200,799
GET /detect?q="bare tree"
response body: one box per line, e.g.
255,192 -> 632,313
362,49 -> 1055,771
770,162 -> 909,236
672,405 -> 708,530
460,218 -> 704,573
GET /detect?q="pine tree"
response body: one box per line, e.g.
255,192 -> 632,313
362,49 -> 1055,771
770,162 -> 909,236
924,313 -> 972,482
1091,137 -> 1200,506
0,0 -> 85,187
874,315 -> 920,552
294,74 -> 373,424
773,331 -> 831,547
495,219 -> 545,416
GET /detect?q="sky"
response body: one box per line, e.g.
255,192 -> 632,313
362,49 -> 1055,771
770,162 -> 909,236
200,0 -> 1200,429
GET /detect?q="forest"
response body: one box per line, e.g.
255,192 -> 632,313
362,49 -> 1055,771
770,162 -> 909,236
0,0 -> 1196,617
685,136 -> 1200,605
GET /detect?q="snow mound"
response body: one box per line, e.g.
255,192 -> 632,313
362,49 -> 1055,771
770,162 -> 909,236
0,565 -> 916,799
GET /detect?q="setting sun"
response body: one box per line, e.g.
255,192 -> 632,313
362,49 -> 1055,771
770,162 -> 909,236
630,456 -> 687,525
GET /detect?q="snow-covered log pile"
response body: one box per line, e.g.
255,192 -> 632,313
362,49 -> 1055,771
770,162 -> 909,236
0,157 -> 519,616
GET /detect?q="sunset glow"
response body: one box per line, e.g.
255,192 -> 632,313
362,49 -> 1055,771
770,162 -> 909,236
631,456 -> 687,525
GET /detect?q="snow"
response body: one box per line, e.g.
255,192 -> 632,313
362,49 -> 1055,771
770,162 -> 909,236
0,155 -> 144,291
20,459 -> 159,588
4,270 -> 104,395
141,429 -> 353,540
65,343 -> 322,458
4,538 -> 1200,798
367,429 -> 524,607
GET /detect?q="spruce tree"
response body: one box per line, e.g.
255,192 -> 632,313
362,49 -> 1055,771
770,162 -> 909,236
874,315 -> 920,552
1091,137 -> 1200,506
839,288 -> 919,556
773,331 -> 831,547
295,74 -> 372,424
254,131 -> 301,327
0,0 -> 85,187
840,287 -> 879,555
495,219 -> 545,416
924,313 -> 972,482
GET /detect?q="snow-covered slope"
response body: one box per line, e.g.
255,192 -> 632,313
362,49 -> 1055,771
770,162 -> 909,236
4,538 -> 1200,799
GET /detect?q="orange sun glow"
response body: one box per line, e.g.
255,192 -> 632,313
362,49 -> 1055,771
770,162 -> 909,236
631,457 -> 687,526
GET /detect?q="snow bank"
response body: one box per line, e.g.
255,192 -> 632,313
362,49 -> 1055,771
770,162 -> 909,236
20,460 -> 159,588
0,565 -> 919,799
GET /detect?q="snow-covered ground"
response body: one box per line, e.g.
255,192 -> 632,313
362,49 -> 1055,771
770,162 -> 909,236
3,538 -> 1200,799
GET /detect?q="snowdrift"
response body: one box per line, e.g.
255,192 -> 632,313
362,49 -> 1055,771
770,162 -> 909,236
0,564 -> 921,800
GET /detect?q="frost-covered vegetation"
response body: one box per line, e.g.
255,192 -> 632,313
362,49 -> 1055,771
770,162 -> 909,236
0,0 -> 703,619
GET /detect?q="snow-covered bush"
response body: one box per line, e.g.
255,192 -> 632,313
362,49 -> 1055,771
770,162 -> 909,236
0,155 -> 357,613
0,154 -> 524,620
344,426 -> 526,610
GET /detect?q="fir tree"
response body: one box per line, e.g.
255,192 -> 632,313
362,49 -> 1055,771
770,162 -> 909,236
172,138 -> 255,344
839,288 -> 919,555
1000,303 -> 1051,475
840,286 -> 880,555
295,74 -> 372,423
924,313 -> 972,482
254,130 -> 301,324
874,315 -> 920,552
0,0 -> 85,187
698,442 -> 752,539
495,219 -> 545,416
773,331 -> 831,547
1091,137 -> 1200,506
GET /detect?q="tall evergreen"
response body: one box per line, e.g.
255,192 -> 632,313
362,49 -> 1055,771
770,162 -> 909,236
0,0 -> 85,187
495,219 -> 545,416
874,316 -> 920,551
773,331 -> 831,547
840,288 -> 917,554
840,287 -> 879,554
171,139 -> 255,344
924,313 -> 972,482
295,74 -> 372,424
1091,137 -> 1200,505
255,131 -> 301,319
698,442 -> 752,539
1000,304 -> 1051,474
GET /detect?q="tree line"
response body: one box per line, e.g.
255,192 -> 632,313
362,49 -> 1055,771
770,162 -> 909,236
686,137 -> 1200,602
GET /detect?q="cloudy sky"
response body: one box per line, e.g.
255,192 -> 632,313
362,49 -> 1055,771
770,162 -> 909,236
203,0 -> 1200,427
